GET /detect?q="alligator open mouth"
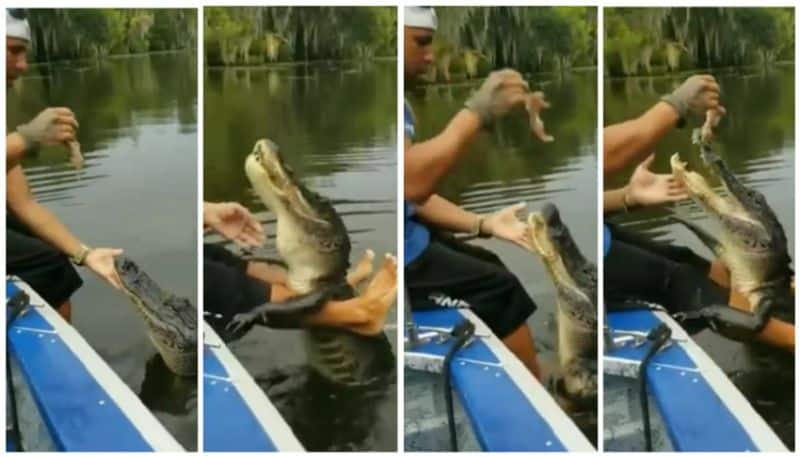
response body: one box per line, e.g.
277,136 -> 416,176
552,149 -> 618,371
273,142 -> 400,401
524,203 -> 597,403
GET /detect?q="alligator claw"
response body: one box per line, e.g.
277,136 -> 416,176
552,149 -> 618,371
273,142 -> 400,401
225,311 -> 260,334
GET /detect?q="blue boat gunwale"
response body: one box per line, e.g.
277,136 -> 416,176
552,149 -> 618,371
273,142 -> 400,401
203,322 -> 304,452
405,307 -> 596,452
604,308 -> 788,452
6,277 -> 184,452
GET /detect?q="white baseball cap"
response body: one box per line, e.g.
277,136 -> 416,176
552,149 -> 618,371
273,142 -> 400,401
405,7 -> 437,31
7,9 -> 31,41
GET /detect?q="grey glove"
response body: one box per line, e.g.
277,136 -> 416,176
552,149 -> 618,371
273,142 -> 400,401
465,69 -> 529,127
16,107 -> 78,152
660,74 -> 722,122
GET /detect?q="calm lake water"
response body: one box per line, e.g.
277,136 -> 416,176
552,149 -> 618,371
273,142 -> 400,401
604,66 -> 795,448
406,69 -> 598,444
203,60 -> 397,451
7,52 -> 198,449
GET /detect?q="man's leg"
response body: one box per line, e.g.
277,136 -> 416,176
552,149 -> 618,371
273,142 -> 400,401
407,238 -> 541,378
708,259 -> 731,288
57,301 -> 72,322
606,234 -> 794,350
246,262 -> 288,286
755,318 -> 794,352
502,323 -> 541,379
7,222 -> 83,318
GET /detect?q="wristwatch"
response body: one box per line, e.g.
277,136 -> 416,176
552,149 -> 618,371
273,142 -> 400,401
70,244 -> 91,266
470,215 -> 490,238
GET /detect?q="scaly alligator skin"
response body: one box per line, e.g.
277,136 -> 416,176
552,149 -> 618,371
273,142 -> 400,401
524,203 -> 597,405
229,139 -> 394,386
115,256 -> 197,377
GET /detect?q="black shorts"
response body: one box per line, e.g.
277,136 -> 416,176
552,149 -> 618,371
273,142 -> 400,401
204,244 -> 270,338
406,232 -> 537,339
6,212 -> 83,307
604,224 -> 727,313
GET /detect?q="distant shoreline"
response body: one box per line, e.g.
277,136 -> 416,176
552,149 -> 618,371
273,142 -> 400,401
605,61 -> 794,80
29,48 -> 197,67
205,56 -> 397,70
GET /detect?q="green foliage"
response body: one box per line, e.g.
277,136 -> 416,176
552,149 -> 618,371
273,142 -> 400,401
203,7 -> 396,66
427,7 -> 596,82
604,7 -> 794,76
26,9 -> 196,62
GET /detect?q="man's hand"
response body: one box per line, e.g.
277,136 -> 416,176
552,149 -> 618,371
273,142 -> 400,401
482,202 -> 528,249
16,107 -> 79,152
465,69 -> 529,128
85,248 -> 124,290
204,201 -> 265,247
661,75 -> 724,122
627,154 -> 688,207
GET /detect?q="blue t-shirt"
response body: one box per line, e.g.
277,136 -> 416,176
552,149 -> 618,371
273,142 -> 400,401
404,100 -> 431,265
603,224 -> 611,257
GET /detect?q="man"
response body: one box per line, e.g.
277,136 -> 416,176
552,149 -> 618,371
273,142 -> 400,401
6,9 -> 122,321
202,201 -> 397,338
603,75 -> 793,350
404,7 -> 541,377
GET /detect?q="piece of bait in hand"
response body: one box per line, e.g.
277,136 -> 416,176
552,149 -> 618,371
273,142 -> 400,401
525,91 -> 555,143
69,140 -> 84,169
700,107 -> 724,144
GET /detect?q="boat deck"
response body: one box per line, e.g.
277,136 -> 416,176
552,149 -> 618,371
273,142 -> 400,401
405,308 -> 595,452
6,278 -> 183,452
604,308 -> 787,452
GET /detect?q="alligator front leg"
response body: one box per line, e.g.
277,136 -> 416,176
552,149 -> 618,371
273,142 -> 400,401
225,284 -> 351,333
699,303 -> 772,341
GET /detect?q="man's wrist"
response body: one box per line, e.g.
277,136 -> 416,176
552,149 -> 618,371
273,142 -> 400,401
472,214 -> 492,238
12,130 -> 36,153
70,243 -> 92,266
456,108 -> 484,131
656,99 -> 686,128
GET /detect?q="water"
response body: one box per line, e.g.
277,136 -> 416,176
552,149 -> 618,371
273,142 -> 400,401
203,60 -> 397,451
406,69 -> 598,444
603,66 -> 795,448
7,52 -> 198,450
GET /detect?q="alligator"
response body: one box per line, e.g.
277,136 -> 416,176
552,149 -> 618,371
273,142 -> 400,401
115,256 -> 197,377
524,203 -> 597,404
669,134 -> 793,336
226,138 -> 394,386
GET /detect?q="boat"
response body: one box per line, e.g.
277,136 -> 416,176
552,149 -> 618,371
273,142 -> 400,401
404,306 -> 595,451
604,307 -> 788,451
6,277 -> 184,452
202,322 -> 304,451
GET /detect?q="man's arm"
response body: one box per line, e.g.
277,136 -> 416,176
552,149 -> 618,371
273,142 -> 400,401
603,188 -> 629,214
7,164 -> 83,257
414,194 -> 529,248
603,102 -> 679,176
604,75 -> 723,176
6,107 -> 80,169
405,69 -> 531,203
414,193 -> 478,233
404,110 -> 481,203
7,133 -> 28,169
